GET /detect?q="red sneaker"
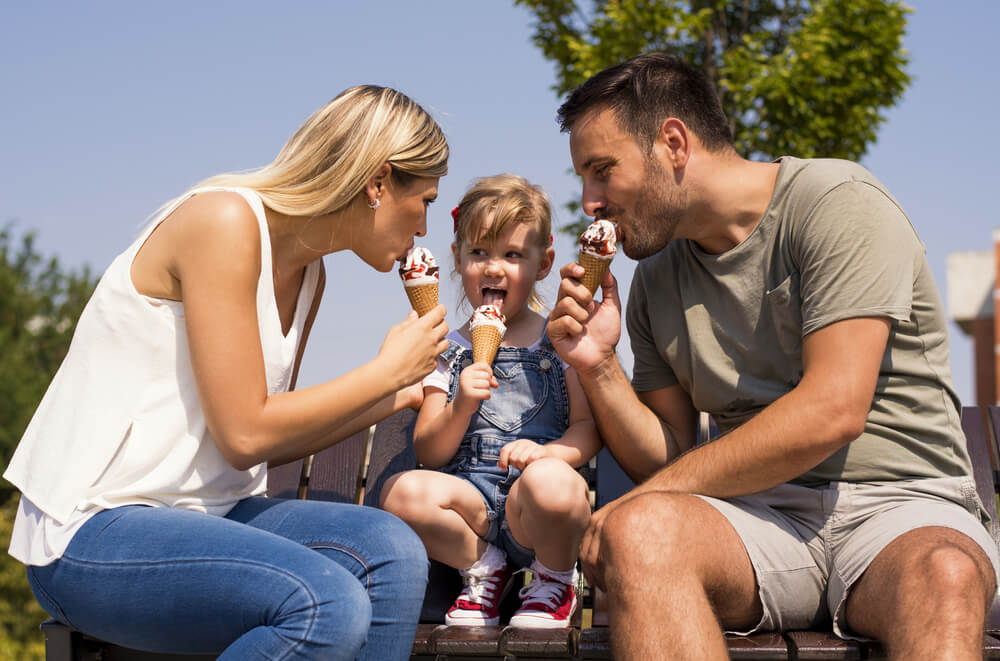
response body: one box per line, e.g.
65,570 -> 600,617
445,563 -> 515,626
508,571 -> 577,629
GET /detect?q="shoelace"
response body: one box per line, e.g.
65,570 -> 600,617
517,573 -> 568,609
458,570 -> 505,607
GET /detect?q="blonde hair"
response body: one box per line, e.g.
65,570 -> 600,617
190,85 -> 449,216
452,174 -> 553,312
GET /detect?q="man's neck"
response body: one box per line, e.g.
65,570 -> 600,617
687,157 -> 780,255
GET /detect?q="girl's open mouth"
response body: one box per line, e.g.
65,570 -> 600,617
482,287 -> 505,310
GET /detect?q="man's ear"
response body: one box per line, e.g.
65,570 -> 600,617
655,118 -> 691,170
536,246 -> 556,281
364,163 -> 392,205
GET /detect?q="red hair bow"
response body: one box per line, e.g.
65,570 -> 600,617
451,206 -> 460,232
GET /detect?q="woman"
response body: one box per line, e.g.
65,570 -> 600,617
4,85 -> 450,660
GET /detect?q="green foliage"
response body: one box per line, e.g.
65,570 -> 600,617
516,0 -> 911,236
0,226 -> 96,659
0,227 -> 96,498
0,494 -> 45,661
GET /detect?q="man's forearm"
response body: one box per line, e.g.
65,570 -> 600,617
577,355 -> 681,482
638,386 -> 851,499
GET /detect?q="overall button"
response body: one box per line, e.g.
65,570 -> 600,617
539,358 -> 552,371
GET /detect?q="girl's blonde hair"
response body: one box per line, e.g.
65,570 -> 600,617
190,85 -> 449,216
452,174 -> 553,312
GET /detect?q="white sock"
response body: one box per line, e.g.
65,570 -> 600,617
530,559 -> 576,585
464,543 -> 507,576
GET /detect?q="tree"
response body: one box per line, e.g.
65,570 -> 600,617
0,226 -> 96,660
516,0 -> 911,235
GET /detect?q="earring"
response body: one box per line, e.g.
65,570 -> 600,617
367,198 -> 380,210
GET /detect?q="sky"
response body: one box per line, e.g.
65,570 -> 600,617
2,1 -> 997,407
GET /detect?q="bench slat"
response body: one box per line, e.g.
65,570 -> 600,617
298,429 -> 368,503
500,627 -> 578,658
362,408 -> 418,507
264,458 -> 304,500
984,632 -> 1000,660
785,631 -> 863,660
433,625 -> 505,655
961,407 -> 1000,545
726,633 -> 790,659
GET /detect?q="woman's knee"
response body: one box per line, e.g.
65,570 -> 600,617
281,569 -> 372,655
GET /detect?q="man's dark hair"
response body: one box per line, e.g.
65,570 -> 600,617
557,52 -> 733,153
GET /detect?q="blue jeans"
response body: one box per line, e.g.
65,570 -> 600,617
26,497 -> 428,660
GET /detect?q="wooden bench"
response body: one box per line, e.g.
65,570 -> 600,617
41,406 -> 1000,660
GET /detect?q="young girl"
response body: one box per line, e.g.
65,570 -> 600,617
5,85 -> 450,660
381,174 -> 601,629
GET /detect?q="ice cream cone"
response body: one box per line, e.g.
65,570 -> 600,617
578,251 -> 611,295
471,324 -> 503,365
399,246 -> 439,316
405,282 -> 439,317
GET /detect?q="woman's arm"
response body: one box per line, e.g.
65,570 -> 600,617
268,261 -> 423,467
170,192 -> 448,470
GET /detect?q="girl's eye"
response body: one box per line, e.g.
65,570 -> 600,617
470,248 -> 487,257
506,252 -> 523,260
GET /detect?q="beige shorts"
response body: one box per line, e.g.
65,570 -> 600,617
697,476 -> 1000,639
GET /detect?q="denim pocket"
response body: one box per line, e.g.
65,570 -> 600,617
478,362 -> 549,433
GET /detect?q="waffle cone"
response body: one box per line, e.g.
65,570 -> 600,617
471,325 -> 503,365
404,282 -> 439,316
578,252 -> 611,295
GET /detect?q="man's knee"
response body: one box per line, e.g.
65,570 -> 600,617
599,493 -> 692,568
910,539 -> 996,605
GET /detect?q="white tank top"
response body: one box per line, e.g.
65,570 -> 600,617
5,187 -> 321,565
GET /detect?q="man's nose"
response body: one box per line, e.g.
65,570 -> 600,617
581,185 -> 605,218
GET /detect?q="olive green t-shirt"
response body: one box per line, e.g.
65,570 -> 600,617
627,157 -> 973,484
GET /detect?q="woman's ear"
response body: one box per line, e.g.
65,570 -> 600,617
363,163 -> 392,206
536,246 -> 556,281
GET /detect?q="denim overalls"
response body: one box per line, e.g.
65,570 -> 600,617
438,331 -> 570,568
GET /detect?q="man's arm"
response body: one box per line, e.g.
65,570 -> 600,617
577,353 -> 697,482
631,315 -> 890,499
548,263 -> 697,480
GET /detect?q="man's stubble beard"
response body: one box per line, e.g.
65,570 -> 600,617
620,155 -> 686,260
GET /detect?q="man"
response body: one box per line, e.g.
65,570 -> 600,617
547,52 -> 998,660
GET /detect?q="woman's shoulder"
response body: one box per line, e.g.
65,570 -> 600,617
169,191 -> 262,252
